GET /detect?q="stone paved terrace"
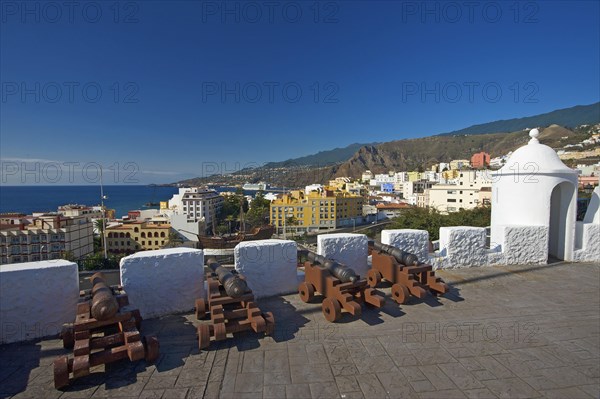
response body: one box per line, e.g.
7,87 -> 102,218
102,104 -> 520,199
1,262 -> 599,399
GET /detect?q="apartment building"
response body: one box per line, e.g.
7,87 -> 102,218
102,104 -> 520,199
161,187 -> 224,239
471,152 -> 491,169
0,213 -> 94,264
105,221 -> 171,254
270,187 -> 364,233
425,170 -> 493,213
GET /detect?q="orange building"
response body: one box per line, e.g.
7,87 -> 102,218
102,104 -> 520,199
471,152 -> 490,169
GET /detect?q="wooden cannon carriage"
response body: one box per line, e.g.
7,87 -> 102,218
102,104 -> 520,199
368,241 -> 448,304
298,250 -> 385,322
195,258 -> 274,349
54,273 -> 159,389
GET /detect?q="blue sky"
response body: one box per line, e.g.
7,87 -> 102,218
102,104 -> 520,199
1,0 -> 599,184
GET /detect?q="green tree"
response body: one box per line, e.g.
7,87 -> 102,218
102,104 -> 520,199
246,190 -> 271,227
388,206 -> 490,241
166,230 -> 184,248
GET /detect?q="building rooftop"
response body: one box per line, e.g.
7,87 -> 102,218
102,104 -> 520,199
1,262 -> 598,398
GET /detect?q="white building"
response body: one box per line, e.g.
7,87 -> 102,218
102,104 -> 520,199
425,170 -> 493,213
0,213 -> 94,264
162,187 -> 224,239
491,129 -> 581,261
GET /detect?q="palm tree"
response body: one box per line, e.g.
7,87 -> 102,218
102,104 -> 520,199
94,219 -> 105,253
166,230 -> 183,248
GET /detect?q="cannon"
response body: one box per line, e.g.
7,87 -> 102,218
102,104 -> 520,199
90,272 -> 119,321
370,241 -> 419,267
54,275 -> 158,389
302,250 -> 359,283
298,249 -> 385,322
368,241 -> 448,304
195,260 -> 274,349
206,257 -> 248,298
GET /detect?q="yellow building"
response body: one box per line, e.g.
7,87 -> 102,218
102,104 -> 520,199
450,159 -> 470,170
270,187 -> 364,233
442,169 -> 460,180
106,221 -> 171,254
407,171 -> 420,182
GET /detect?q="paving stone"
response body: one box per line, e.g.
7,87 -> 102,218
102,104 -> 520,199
463,388 -> 497,398
578,383 -> 600,397
355,374 -> 388,399
438,363 -> 485,390
330,364 -> 359,376
290,363 -> 334,384
335,376 -> 360,393
539,387 -> 592,398
419,365 -> 457,390
263,384 -> 286,399
162,387 -> 188,398
286,383 -> 311,398
376,372 -> 417,398
408,379 -> 436,393
234,373 -> 264,393
138,388 -> 165,398
309,382 -> 340,398
417,389 -> 467,398
482,378 -> 540,398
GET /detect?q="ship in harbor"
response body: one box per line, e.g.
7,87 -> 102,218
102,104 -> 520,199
242,182 -> 269,191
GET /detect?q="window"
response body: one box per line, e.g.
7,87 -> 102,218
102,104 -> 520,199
160,232 -> 165,238
448,199 -> 457,203
142,241 -> 145,245
155,241 -> 158,245
447,190 -> 456,194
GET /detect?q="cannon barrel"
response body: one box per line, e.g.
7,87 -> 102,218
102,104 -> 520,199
206,257 -> 248,298
370,241 -> 419,266
299,249 -> 359,283
90,272 -> 119,321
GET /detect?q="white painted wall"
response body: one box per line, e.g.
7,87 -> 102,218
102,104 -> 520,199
1,260 -> 79,344
120,248 -> 204,319
491,129 -> 579,261
235,239 -> 298,299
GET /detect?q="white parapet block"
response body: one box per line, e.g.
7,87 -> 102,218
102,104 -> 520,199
120,248 -> 204,319
438,226 -> 487,268
501,225 -> 548,265
381,229 -> 430,263
235,239 -> 298,299
317,233 -> 369,278
0,260 -> 79,344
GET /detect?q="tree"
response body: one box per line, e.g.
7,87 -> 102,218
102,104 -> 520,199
246,190 -> 271,227
166,230 -> 184,248
94,219 -> 106,252
388,206 -> 490,241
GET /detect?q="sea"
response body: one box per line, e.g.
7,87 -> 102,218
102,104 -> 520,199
0,185 -> 259,218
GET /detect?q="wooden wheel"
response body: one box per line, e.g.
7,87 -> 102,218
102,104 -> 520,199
144,335 -> 160,363
213,322 -> 227,341
298,282 -> 315,303
367,269 -> 382,288
391,284 -> 410,304
53,356 -> 70,389
322,298 -> 342,323
264,312 -> 275,336
195,298 -> 207,320
60,324 -> 74,349
198,324 -> 210,349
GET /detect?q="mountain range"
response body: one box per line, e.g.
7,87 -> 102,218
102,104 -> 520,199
177,102 -> 600,187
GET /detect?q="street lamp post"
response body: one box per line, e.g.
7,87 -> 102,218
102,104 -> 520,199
100,167 -> 108,260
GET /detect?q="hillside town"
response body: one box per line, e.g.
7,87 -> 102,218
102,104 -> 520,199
2,143 -> 598,265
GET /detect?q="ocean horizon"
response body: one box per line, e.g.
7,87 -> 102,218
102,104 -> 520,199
0,185 -> 271,218
0,185 -> 180,218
